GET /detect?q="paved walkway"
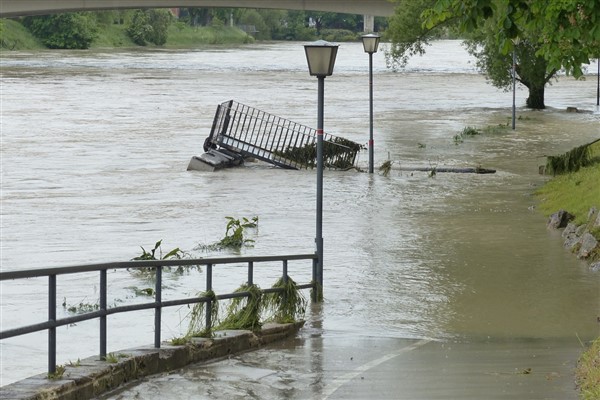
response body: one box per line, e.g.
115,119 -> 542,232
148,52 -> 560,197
98,319 -> 583,399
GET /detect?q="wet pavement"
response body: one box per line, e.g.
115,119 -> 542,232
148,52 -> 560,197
100,315 -> 583,400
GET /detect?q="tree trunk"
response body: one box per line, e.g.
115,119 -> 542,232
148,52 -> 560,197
526,85 -> 545,109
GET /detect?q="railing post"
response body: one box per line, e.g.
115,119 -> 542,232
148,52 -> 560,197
100,269 -> 107,360
248,261 -> 253,286
311,256 -> 318,302
282,260 -> 288,306
206,263 -> 213,330
48,275 -> 56,375
154,266 -> 162,348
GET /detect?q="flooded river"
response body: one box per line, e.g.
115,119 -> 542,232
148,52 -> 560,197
1,41 -> 599,386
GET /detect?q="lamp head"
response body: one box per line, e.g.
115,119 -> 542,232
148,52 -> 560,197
361,33 -> 381,54
304,40 -> 339,77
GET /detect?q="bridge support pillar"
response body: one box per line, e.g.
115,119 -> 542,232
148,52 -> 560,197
363,15 -> 375,32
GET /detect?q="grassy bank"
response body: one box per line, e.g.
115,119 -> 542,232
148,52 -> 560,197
535,140 -> 600,399
0,18 -> 252,51
576,337 -> 600,400
536,140 -> 600,227
0,19 -> 45,50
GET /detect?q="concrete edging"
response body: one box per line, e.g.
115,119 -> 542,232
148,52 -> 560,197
1,321 -> 304,400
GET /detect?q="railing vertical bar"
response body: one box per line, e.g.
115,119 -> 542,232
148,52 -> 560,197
100,269 -> 107,360
248,261 -> 254,286
282,260 -> 288,307
206,263 -> 213,330
48,275 -> 56,374
154,266 -> 162,348
311,257 -> 318,302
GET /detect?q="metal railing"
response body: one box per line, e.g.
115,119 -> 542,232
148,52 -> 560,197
0,254 -> 317,375
206,100 -> 361,170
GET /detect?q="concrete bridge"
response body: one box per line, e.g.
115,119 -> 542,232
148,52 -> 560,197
0,0 -> 396,18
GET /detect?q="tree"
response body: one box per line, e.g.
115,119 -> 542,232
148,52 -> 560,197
462,12 -> 557,109
422,0 -> 600,78
126,9 -> 172,46
386,0 -> 561,109
23,12 -> 97,49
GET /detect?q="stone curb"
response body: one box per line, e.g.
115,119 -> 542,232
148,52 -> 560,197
1,322 -> 304,400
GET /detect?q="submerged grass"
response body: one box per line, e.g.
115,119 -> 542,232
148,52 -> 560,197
576,337 -> 600,400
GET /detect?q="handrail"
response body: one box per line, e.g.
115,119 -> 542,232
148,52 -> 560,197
207,100 -> 361,170
0,253 -> 318,376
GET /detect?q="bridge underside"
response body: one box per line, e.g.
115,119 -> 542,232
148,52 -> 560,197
0,0 -> 396,18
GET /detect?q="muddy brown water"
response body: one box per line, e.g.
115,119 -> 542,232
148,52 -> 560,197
1,41 -> 599,386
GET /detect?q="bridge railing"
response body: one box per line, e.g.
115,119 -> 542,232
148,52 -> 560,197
0,254 -> 317,376
207,100 -> 361,170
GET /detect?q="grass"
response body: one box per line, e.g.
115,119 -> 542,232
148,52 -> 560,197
536,142 -> 600,398
166,23 -> 253,46
0,19 -> 45,50
536,163 -> 600,226
576,337 -> 600,400
1,19 -> 253,52
47,365 -> 66,380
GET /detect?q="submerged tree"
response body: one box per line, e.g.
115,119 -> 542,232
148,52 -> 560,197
387,0 -> 559,109
463,19 -> 556,109
421,0 -> 600,78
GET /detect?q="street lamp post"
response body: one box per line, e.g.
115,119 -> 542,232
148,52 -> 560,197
596,57 -> 600,106
362,33 -> 381,173
511,38 -> 520,130
304,40 -> 338,302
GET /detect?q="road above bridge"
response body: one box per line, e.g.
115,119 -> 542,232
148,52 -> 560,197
0,0 -> 396,18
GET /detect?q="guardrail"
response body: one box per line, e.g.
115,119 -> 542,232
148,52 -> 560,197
0,254 -> 317,376
206,100 -> 361,170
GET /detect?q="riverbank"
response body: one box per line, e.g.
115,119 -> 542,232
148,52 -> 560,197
535,141 -> 600,400
0,18 -> 253,51
536,140 -> 600,259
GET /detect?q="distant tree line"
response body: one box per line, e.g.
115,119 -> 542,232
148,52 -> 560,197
14,8 -> 388,49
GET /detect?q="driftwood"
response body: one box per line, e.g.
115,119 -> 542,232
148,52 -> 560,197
396,167 -> 496,174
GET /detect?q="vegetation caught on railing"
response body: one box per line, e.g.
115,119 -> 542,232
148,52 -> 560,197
274,137 -> 362,170
263,277 -> 307,323
545,139 -> 600,176
196,216 -> 259,252
185,290 -> 219,339
217,283 -> 263,331
172,275 -> 307,341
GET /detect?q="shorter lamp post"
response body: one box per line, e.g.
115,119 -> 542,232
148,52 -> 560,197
511,38 -> 520,130
304,40 -> 339,301
596,57 -> 600,106
362,33 -> 381,173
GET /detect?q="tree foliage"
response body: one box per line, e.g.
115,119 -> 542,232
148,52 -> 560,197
126,9 -> 172,46
422,0 -> 600,77
386,0 -> 586,109
23,12 -> 97,49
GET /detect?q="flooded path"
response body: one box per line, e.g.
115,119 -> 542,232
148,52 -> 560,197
1,41 -> 599,389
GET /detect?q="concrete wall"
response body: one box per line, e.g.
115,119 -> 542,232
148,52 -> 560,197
1,322 -> 304,400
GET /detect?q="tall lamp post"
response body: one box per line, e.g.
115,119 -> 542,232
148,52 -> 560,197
596,57 -> 600,106
304,40 -> 338,301
362,33 -> 381,173
511,38 -> 520,130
